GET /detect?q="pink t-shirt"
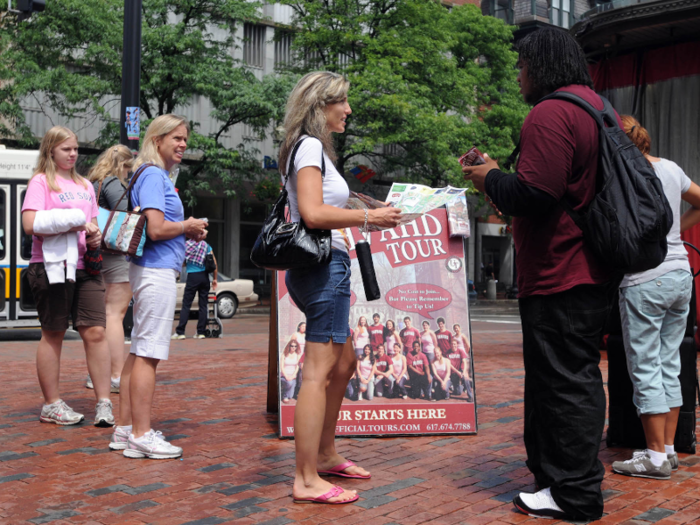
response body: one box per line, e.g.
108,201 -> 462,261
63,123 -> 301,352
22,174 -> 98,270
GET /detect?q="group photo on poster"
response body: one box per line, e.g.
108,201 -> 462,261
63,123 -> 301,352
276,209 -> 477,437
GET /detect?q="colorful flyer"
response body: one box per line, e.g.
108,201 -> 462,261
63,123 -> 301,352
125,107 -> 140,140
277,209 -> 477,437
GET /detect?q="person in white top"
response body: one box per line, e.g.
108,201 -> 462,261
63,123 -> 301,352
612,115 -> 700,479
353,316 -> 370,358
383,319 -> 402,356
278,71 -> 402,504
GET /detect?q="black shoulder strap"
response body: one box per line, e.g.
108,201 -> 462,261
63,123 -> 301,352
284,136 -> 326,189
536,91 -> 616,230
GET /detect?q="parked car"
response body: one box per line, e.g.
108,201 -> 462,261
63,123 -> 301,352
175,272 -> 258,319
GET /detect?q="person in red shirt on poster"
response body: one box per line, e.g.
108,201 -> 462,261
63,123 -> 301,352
462,27 -> 620,522
400,316 -> 421,352
445,339 -> 468,397
372,345 -> 393,397
368,313 -> 385,354
435,317 -> 452,357
406,341 -> 431,400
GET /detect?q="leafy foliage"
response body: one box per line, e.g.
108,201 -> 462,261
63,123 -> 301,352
0,0 -> 295,204
282,0 -> 529,191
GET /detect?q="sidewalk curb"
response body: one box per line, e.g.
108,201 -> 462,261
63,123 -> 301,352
473,299 -> 519,306
237,307 -> 271,315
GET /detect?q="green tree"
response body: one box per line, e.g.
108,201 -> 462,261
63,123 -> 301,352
282,0 -> 528,190
0,0 -> 295,203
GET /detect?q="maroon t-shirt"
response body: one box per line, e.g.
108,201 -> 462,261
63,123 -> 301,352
375,355 -> 391,374
513,85 -> 618,297
408,351 -> 430,375
400,327 -> 420,349
436,330 -> 452,353
369,324 -> 385,349
446,348 -> 468,372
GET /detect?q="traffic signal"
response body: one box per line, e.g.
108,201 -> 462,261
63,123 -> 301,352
17,0 -> 46,21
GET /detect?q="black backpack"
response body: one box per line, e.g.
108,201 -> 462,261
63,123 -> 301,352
204,252 -> 216,274
507,92 -> 673,275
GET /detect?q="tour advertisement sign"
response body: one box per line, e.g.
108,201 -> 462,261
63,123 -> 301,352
276,209 -> 477,438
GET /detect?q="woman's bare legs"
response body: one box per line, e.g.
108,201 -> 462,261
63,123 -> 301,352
36,330 -> 66,404
104,282 -> 132,380
130,356 -> 159,438
317,337 -> 370,477
118,353 -> 136,426
292,339 -> 356,502
79,325 -> 111,401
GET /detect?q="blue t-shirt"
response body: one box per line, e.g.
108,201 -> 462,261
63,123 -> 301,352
187,244 -> 212,273
130,165 -> 185,271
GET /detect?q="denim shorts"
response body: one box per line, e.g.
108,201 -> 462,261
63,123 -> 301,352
285,249 -> 352,344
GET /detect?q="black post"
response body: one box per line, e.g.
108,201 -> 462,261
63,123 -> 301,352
119,0 -> 142,149
120,0 -> 142,340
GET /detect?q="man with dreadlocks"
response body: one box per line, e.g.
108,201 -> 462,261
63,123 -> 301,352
463,28 -> 622,521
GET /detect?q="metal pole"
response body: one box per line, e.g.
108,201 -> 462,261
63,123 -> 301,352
119,0 -> 142,149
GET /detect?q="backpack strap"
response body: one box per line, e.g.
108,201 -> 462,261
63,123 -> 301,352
531,91 -> 616,232
96,176 -> 121,209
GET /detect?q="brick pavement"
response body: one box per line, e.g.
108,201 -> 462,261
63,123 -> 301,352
0,314 -> 699,524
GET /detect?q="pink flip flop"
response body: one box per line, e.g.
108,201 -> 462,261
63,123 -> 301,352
318,460 -> 371,479
293,484 -> 359,504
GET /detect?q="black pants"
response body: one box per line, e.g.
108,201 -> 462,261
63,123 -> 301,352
176,271 -> 210,335
408,372 -> 431,400
519,282 -> 616,521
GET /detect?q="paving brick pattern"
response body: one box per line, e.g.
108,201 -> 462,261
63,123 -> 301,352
1,315 -> 699,524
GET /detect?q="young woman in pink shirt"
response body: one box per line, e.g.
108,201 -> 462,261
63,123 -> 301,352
22,126 -> 113,427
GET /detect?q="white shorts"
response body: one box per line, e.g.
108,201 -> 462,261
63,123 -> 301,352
129,264 -> 178,361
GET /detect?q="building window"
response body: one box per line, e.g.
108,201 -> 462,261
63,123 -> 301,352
244,23 -> 266,68
275,30 -> 293,67
491,0 -> 514,24
550,0 -> 572,28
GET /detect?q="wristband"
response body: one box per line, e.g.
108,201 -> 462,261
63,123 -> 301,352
362,209 -> 368,232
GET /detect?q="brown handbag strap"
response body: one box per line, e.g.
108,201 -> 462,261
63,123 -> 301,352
112,163 -> 154,211
96,178 -> 104,204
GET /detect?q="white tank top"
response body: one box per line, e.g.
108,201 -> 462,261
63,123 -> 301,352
421,331 -> 435,353
355,329 -> 370,348
433,359 -> 449,380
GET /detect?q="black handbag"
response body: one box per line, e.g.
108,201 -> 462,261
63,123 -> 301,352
250,138 -> 332,271
204,252 -> 216,274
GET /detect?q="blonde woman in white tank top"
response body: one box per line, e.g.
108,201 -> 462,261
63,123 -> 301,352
431,348 -> 452,400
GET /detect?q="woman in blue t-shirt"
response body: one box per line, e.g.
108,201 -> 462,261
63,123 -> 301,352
108,114 -> 207,460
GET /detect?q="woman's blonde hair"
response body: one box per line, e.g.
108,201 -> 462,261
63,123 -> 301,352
278,71 -> 350,176
133,114 -> 190,172
621,115 -> 651,155
356,316 -> 368,334
88,144 -> 134,185
32,126 -> 87,192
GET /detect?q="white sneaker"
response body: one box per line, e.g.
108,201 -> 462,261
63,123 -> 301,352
110,377 -> 120,394
513,487 -> 569,520
109,425 -> 131,450
123,430 -> 183,459
171,333 -> 186,340
86,375 -> 94,389
193,334 -> 206,339
40,400 -> 84,426
94,399 -> 115,427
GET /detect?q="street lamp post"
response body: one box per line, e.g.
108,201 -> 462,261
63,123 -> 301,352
119,0 -> 142,150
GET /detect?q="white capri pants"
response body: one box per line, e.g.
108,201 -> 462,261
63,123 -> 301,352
129,264 -> 178,360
